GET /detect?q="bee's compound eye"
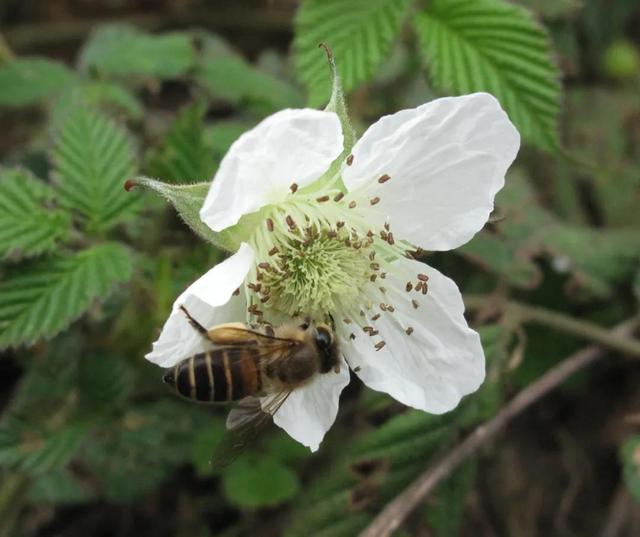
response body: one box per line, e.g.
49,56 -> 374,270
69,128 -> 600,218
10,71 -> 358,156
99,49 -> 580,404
315,326 -> 332,351
163,370 -> 175,386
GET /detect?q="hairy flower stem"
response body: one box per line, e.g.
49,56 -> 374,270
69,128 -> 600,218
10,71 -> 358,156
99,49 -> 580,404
464,294 -> 640,357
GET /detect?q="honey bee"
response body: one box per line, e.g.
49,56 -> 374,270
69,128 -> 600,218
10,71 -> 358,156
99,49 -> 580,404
162,305 -> 340,466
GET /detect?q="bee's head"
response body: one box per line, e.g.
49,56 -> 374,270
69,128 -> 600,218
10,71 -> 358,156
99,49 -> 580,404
313,324 -> 339,373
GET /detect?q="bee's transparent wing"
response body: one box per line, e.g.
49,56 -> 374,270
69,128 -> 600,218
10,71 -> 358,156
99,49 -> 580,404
210,391 -> 292,469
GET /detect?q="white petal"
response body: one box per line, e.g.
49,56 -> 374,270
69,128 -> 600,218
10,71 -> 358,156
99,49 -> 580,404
145,243 -> 254,367
343,93 -> 520,251
201,109 -> 343,232
269,362 -> 350,451
339,258 -> 484,413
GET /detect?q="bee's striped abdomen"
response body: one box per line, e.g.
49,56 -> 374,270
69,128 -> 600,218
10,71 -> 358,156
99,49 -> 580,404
166,348 -> 262,403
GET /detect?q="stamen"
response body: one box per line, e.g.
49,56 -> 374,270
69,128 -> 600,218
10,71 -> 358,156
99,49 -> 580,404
346,154 -> 354,166
286,215 -> 297,230
316,195 -> 330,203
266,218 -> 274,232
268,246 -> 279,256
371,313 -> 380,321
378,174 -> 391,184
258,262 -> 270,270
417,273 -> 429,282
375,341 -> 386,351
405,327 -> 414,336
348,201 -> 357,209
370,196 -> 381,206
370,274 -> 377,282
334,192 -> 345,202
387,233 -> 395,245
406,282 -> 413,292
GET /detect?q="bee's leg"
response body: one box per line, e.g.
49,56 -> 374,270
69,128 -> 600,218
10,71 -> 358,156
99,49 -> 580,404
179,305 -> 210,338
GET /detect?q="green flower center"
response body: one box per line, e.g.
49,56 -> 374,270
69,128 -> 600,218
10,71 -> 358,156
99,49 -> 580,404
243,193 -> 411,325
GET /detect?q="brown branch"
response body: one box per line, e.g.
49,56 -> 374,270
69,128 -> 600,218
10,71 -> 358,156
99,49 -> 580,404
360,317 -> 640,537
464,294 -> 640,358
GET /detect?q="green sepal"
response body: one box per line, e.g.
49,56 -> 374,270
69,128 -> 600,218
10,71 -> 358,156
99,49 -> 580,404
126,176 -> 258,252
301,46 -> 357,195
322,44 -> 356,155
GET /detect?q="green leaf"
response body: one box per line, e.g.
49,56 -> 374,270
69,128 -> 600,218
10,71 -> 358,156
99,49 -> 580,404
458,171 -> 640,297
0,57 -> 76,107
28,467 -> 94,504
0,242 -> 134,348
196,53 -> 303,114
222,455 -> 300,508
0,419 -> 89,475
77,353 -> 134,413
294,0 -> 411,106
79,24 -> 196,79
83,400 -> 210,503
426,459 -> 477,536
146,101 -> 217,183
51,81 -> 144,127
0,167 -> 71,261
621,435 -> 640,502
413,0 -> 561,150
52,107 -> 138,232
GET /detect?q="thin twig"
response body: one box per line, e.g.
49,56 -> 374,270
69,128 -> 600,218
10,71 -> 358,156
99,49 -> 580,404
360,317 -> 639,537
465,295 -> 640,358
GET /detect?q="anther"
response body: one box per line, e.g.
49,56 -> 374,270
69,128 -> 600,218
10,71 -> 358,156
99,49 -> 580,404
405,327 -> 414,336
348,201 -> 357,209
369,330 -> 379,336
370,262 -> 380,270
363,326 -> 374,334
286,215 -> 297,230
370,274 -> 377,282
375,341 -> 386,351
415,281 -> 424,293
384,222 -> 390,231
290,183 -> 298,193
380,303 -> 387,311
343,318 -> 352,324
370,196 -> 381,206
421,284 -> 429,295
260,295 -> 270,303
350,333 -> 356,340
327,230 -> 338,239
378,174 -> 391,184
232,288 -> 240,296
406,282 -> 413,292
369,251 -> 376,261
266,218 -> 274,232
334,192 -> 345,202
367,230 -> 374,238
258,262 -> 270,270
360,310 -> 366,317
379,287 -> 386,294
346,154 -> 354,166
387,305 -> 395,312
316,195 -> 330,203
417,273 -> 429,282
412,299 -> 419,309
380,272 -> 387,279
387,233 -> 395,245
336,221 -> 345,229
268,246 -> 279,256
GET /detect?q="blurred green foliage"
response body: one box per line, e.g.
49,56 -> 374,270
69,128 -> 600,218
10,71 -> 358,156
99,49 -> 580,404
0,0 -> 639,535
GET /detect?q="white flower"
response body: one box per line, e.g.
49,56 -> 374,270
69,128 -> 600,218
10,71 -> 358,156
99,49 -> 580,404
146,92 -> 520,451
